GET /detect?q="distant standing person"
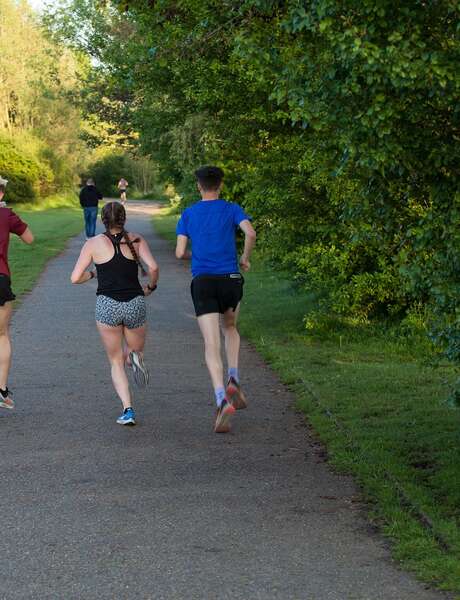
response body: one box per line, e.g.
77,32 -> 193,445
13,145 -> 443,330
79,178 -> 103,239
0,177 -> 34,410
71,202 -> 159,426
175,166 -> 256,433
118,178 -> 128,205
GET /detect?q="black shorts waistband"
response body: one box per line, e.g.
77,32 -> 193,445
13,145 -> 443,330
192,273 -> 242,281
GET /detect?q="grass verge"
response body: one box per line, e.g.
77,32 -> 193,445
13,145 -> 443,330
152,204 -> 460,595
11,190 -> 79,212
8,198 -> 82,299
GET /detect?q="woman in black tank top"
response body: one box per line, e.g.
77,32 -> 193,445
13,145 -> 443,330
96,231 -> 144,301
70,202 -> 159,426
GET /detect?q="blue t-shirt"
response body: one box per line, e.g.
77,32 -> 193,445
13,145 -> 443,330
176,199 -> 250,277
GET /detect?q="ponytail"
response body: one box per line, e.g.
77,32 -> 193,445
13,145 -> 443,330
122,229 -> 147,276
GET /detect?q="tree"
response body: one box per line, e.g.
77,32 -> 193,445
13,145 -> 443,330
46,0 -> 460,361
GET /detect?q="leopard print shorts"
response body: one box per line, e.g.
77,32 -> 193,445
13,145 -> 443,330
95,295 -> 146,329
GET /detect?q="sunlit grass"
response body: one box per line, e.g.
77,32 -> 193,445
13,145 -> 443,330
10,190 -> 79,212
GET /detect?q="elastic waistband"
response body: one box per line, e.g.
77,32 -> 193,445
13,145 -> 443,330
96,290 -> 144,302
193,273 -> 242,281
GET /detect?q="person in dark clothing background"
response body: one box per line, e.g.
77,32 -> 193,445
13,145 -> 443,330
79,178 -> 103,239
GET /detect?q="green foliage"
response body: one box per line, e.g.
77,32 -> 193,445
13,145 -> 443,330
0,0 -> 89,198
17,190 -> 80,211
83,150 -> 130,196
0,135 -> 53,202
48,0 -> 460,364
83,149 -> 160,197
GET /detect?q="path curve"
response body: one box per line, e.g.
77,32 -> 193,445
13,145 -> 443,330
0,202 -> 451,600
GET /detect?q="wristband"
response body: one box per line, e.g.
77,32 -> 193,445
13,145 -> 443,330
147,284 -> 157,291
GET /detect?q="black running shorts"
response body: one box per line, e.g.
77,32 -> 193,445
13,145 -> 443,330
191,274 -> 244,317
0,274 -> 15,306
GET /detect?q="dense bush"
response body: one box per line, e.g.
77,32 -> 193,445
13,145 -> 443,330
82,151 -> 131,196
83,150 -> 160,197
0,0 -> 90,201
50,0 -> 460,361
0,135 -> 54,203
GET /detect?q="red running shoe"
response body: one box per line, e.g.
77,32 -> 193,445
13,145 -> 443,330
214,398 -> 236,433
226,376 -> 247,410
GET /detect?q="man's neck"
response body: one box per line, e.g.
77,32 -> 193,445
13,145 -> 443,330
200,192 -> 220,201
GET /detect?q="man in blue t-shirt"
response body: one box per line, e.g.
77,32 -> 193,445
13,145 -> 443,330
176,166 -> 256,433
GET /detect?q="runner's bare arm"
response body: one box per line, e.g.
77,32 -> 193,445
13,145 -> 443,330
20,227 -> 34,244
138,236 -> 159,289
70,242 -> 95,284
239,219 -> 256,272
176,234 -> 191,260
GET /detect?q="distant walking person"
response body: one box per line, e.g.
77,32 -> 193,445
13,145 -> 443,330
79,178 -> 103,239
0,177 -> 34,410
175,166 -> 256,433
118,178 -> 128,205
71,202 -> 159,426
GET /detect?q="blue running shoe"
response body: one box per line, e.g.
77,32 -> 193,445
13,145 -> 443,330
117,407 -> 136,426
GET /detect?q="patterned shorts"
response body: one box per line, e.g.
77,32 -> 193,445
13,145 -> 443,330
95,295 -> 146,329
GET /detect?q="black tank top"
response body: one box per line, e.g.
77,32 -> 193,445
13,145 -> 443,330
96,233 -> 144,302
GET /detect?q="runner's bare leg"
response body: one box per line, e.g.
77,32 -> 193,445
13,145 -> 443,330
222,304 -> 240,372
0,302 -> 13,389
97,322 -> 132,409
197,312 -> 224,390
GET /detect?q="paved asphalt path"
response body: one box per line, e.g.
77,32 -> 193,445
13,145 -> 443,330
0,202 -> 451,600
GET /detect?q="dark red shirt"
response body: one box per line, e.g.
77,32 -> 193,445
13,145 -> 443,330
0,207 -> 28,277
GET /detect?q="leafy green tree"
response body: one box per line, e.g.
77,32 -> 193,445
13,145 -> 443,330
47,0 -> 460,362
0,0 -> 88,194
0,134 -> 53,202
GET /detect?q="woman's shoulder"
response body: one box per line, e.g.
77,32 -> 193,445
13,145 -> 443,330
86,233 -> 109,247
126,231 -> 142,242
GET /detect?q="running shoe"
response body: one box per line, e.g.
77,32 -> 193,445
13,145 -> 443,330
214,398 -> 236,433
0,388 -> 14,410
226,376 -> 247,410
129,351 -> 150,388
117,407 -> 136,426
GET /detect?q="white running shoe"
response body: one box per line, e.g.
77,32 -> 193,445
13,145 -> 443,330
0,388 -> 14,410
129,351 -> 150,388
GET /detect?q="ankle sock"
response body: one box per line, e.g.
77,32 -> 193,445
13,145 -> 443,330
228,368 -> 239,383
214,387 -> 226,407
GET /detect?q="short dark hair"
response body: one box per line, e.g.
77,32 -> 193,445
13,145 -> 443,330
0,185 -> 6,194
195,166 -> 224,191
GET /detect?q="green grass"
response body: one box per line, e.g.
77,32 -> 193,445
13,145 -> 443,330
152,205 -> 180,243
8,201 -> 82,299
11,190 -> 80,212
153,205 -> 460,595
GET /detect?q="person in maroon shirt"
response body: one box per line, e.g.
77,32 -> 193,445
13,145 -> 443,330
0,178 -> 34,410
